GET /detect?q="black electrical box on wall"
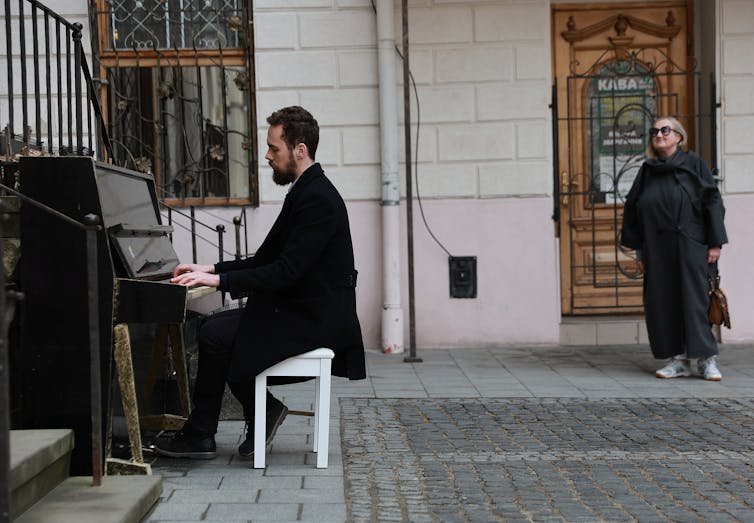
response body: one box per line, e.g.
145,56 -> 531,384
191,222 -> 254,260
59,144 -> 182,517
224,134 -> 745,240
449,256 -> 477,298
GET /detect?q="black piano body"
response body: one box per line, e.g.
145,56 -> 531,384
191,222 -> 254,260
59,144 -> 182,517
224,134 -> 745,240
17,156 -> 188,475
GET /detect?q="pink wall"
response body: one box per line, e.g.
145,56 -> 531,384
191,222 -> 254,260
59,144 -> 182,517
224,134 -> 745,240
175,196 -> 562,350
715,194 -> 754,343
173,192 -> 754,349
348,197 -> 561,349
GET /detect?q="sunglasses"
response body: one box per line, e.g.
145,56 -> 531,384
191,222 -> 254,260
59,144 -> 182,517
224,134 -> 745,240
649,126 -> 679,137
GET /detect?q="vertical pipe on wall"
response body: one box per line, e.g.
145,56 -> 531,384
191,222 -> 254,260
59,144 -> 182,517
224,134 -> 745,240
375,0 -> 404,354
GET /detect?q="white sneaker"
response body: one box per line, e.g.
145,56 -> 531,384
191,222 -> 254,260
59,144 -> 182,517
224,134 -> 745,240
655,358 -> 692,379
697,357 -> 722,381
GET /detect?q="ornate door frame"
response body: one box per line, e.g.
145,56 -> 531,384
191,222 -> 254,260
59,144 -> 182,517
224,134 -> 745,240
551,1 -> 717,316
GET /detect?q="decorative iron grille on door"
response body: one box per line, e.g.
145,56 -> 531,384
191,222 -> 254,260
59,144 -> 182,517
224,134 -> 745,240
92,0 -> 257,205
551,5 -> 718,315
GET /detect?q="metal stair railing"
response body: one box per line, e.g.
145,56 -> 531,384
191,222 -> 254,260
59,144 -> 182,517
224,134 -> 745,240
0,183 -> 105,501
2,0 -> 113,160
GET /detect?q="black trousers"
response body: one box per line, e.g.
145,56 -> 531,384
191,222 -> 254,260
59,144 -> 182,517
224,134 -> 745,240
184,308 -> 252,435
184,307 -> 308,435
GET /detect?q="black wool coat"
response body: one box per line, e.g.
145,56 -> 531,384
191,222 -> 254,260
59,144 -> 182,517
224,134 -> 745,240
621,149 -> 728,359
214,163 -> 366,381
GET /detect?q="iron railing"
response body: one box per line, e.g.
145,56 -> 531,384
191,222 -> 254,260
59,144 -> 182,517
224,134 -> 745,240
0,198 -> 22,522
0,183 -> 103,519
1,0 -> 113,159
90,0 -> 258,205
0,1 -> 250,515
552,65 -> 720,314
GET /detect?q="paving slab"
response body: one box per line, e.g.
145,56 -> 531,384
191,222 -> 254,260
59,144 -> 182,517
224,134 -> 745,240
144,345 -> 754,522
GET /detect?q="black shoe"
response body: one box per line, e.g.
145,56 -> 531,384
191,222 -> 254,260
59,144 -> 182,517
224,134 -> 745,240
154,427 -> 217,460
238,396 -> 289,457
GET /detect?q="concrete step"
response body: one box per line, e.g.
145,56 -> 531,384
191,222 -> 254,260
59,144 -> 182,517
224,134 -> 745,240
14,475 -> 163,523
560,316 -> 648,345
10,429 -> 73,518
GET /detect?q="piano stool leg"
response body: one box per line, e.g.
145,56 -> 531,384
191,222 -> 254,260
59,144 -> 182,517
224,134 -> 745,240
167,324 -> 191,418
142,324 -> 170,412
113,323 -> 144,464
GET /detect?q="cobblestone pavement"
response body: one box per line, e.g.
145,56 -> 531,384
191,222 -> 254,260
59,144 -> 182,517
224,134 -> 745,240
143,346 -> 754,522
341,397 -> 754,523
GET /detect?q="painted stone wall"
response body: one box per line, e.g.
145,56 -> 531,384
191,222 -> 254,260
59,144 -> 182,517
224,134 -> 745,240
718,0 -> 754,343
184,0 -> 561,349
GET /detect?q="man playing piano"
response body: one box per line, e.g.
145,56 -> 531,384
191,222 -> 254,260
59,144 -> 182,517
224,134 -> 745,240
154,106 -> 366,459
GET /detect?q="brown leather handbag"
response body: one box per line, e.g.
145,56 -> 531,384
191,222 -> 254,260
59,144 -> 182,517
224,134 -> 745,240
708,273 -> 731,329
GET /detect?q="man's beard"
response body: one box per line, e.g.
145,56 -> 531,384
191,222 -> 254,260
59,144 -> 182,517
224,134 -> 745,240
272,155 -> 297,185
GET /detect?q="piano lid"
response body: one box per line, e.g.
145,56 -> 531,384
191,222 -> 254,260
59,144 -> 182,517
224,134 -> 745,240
94,162 -> 180,281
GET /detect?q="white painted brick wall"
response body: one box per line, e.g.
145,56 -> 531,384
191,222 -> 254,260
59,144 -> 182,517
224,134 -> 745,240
720,0 -> 754,194
723,118 -> 754,154
408,7 -> 472,45
398,124 -> 437,164
438,123 -> 514,161
721,0 -> 754,34
724,156 -> 754,192
300,11 -> 376,48
325,164 -> 381,199
478,161 -> 550,197
315,127 -> 342,166
300,88 -> 380,126
435,46 -> 514,83
401,162 -> 478,198
476,82 -> 549,121
516,122 -> 549,160
253,13 -> 298,49
255,90 -> 301,129
413,86 -> 474,123
401,49 -> 433,85
256,51 -> 337,88
338,51 -> 378,87
515,45 -> 548,80
723,78 -> 754,115
255,0 -> 331,9
475,4 -> 548,42
722,39 -> 754,75
342,126 -> 380,165
253,0 -> 551,204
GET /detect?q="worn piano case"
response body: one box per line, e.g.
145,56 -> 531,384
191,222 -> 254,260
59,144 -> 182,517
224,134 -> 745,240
17,156 -> 188,475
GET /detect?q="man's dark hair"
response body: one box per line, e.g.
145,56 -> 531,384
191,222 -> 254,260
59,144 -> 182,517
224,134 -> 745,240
267,106 -> 319,160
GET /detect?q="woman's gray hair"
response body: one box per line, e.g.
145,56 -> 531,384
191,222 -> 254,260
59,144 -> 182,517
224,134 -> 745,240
645,116 -> 688,158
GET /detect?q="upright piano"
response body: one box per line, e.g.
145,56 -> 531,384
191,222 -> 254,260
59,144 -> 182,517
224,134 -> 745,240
17,156 -> 203,475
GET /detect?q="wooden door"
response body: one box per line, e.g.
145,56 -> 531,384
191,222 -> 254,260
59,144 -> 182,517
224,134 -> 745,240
552,1 -> 695,315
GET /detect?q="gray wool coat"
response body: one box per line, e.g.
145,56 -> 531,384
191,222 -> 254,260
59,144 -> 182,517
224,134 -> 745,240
621,149 -> 728,359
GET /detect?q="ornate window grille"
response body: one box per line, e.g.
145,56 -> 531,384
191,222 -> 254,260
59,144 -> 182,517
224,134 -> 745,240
92,0 -> 257,205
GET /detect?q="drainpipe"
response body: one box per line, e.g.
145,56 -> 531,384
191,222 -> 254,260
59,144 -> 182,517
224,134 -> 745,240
375,1 -> 404,354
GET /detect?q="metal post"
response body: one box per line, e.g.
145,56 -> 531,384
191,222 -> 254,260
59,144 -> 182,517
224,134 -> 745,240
550,82 -> 560,224
72,23 -> 84,155
18,0 -> 28,143
0,198 -> 11,521
190,206 -> 197,263
216,225 -> 225,262
4,0 -> 15,139
401,0 -> 420,363
233,216 -> 242,260
83,214 -> 102,487
167,207 -> 173,242
710,73 -> 720,178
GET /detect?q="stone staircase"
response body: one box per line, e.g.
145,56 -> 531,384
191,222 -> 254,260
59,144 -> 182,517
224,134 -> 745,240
9,429 -> 162,522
